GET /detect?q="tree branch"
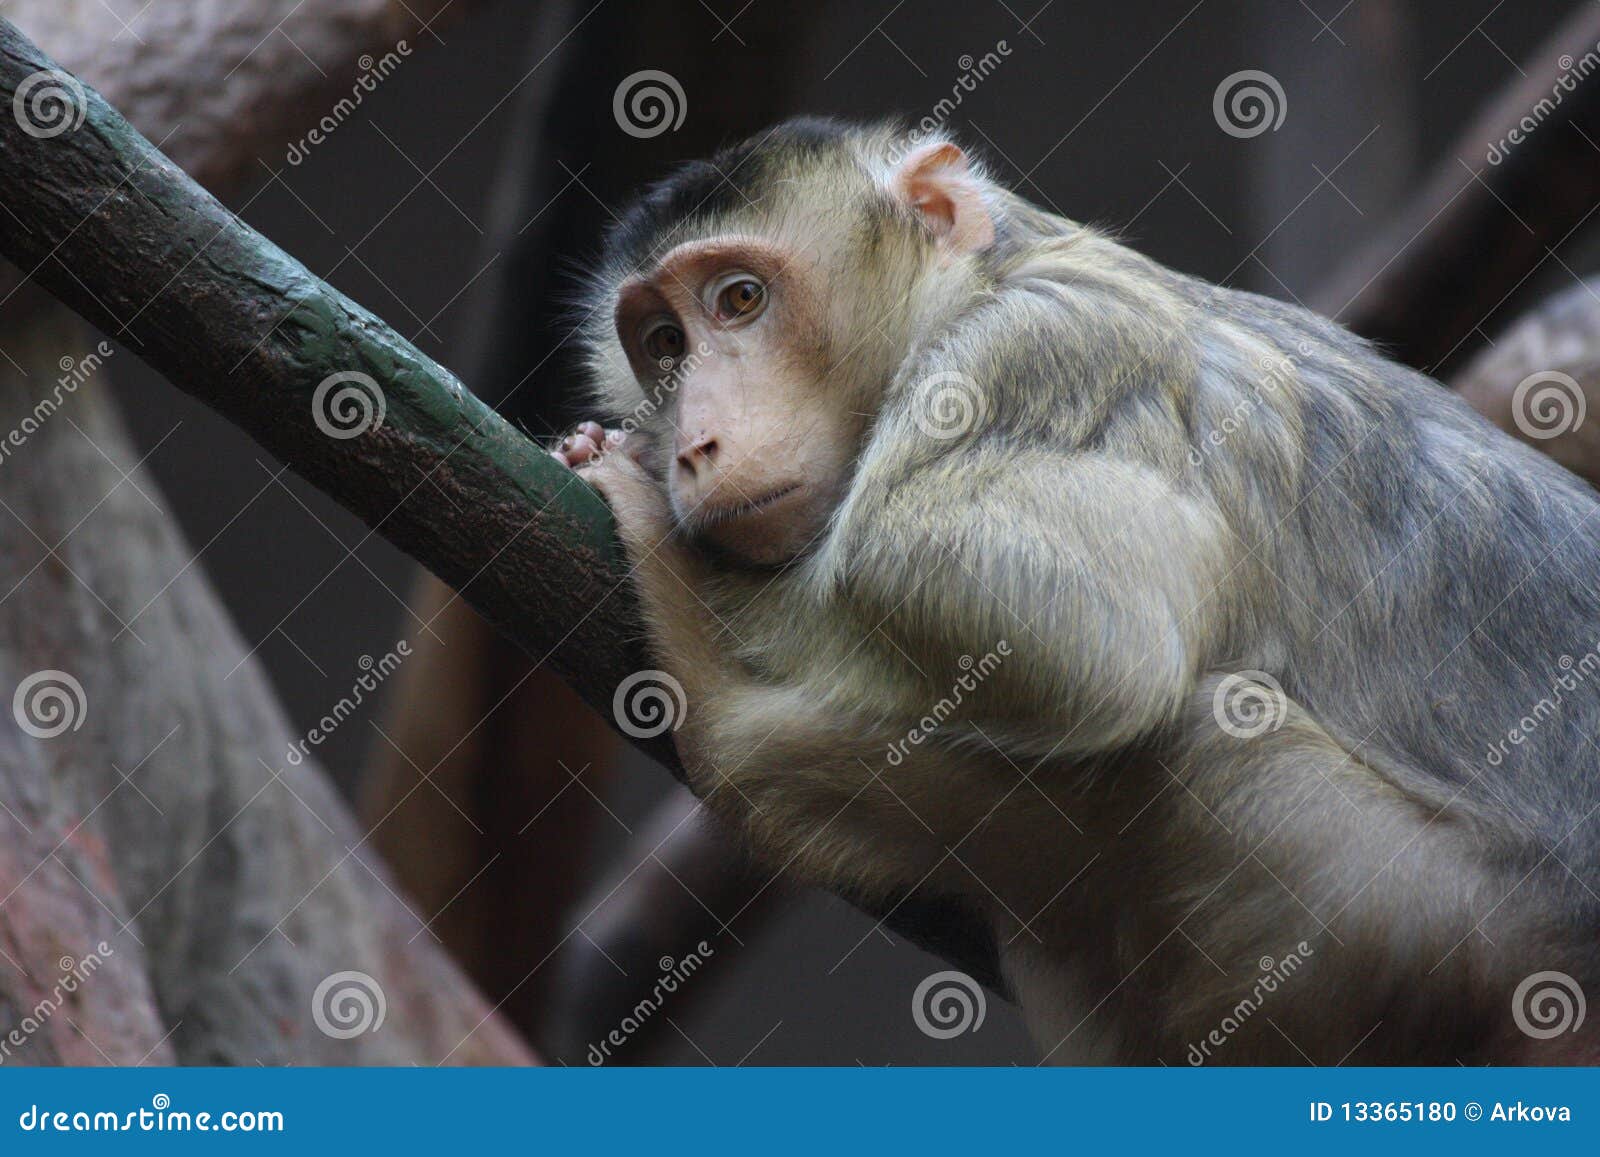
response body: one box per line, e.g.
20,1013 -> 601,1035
0,16 -> 670,764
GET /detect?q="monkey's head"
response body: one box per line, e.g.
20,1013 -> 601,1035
582,118 -> 998,567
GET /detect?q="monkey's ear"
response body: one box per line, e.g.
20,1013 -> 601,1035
889,142 -> 995,256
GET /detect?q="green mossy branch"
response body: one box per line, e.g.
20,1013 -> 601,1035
0,19 -> 659,756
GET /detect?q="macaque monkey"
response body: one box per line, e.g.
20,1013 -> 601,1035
553,119 -> 1600,1064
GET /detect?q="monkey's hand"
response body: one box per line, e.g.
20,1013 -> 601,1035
551,422 -> 675,554
551,418 -> 724,727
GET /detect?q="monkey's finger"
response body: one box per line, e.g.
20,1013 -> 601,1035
564,433 -> 603,464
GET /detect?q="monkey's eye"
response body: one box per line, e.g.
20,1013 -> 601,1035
712,275 -> 767,323
640,319 -> 686,369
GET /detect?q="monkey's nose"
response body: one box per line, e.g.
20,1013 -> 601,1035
675,433 -> 719,478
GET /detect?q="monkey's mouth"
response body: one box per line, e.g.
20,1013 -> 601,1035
688,482 -> 805,534
680,481 -> 818,568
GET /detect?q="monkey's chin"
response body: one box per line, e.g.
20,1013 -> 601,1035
682,483 -> 822,569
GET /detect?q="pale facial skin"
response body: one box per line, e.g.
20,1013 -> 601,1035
555,235 -> 857,568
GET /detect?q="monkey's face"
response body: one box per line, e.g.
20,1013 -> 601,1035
612,235 -> 862,568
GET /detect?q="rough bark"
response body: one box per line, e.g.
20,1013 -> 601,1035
3,0 -> 475,191
0,301 -> 533,1064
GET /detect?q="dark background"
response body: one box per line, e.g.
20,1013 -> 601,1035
107,0 -> 1587,1063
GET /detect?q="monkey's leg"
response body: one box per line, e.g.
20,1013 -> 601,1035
1027,679 -> 1594,1065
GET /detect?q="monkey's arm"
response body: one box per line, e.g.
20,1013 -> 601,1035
830,441 -> 1239,753
572,446 -> 974,891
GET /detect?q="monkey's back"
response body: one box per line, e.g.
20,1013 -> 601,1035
1191,282 -> 1600,861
